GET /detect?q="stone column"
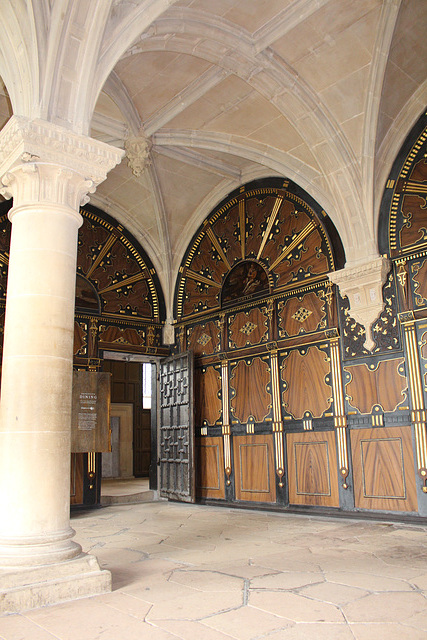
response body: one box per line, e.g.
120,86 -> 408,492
0,116 -> 123,612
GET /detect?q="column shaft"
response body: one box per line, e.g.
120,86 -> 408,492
0,201 -> 82,565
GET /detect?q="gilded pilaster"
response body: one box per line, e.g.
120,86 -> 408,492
401,319 -> 427,489
329,336 -> 349,488
221,360 -> 232,485
270,350 -> 285,487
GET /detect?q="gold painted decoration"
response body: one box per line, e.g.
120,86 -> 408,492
98,325 -> 146,347
340,271 -> 399,357
402,321 -> 427,487
329,338 -> 349,487
411,259 -> 427,307
74,321 -> 87,356
221,361 -> 232,485
270,350 -> 285,486
175,179 -> 339,321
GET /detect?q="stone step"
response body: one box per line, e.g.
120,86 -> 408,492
100,489 -> 154,506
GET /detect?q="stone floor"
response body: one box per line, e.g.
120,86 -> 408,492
1,500 -> 427,639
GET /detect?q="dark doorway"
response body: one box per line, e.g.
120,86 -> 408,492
103,359 -> 153,477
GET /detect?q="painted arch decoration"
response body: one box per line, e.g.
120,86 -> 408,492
76,205 -> 164,322
0,201 -> 165,322
175,177 -> 344,321
0,202 -> 167,357
380,110 -> 427,259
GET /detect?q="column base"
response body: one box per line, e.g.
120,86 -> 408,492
0,553 -> 111,614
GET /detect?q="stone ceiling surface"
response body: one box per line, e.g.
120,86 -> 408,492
0,0 -> 426,315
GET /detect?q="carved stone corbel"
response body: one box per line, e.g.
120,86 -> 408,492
124,129 -> 152,177
328,256 -> 390,351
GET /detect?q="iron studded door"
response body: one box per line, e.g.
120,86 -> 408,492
159,351 -> 195,502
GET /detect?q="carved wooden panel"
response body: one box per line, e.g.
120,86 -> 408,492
228,307 -> 268,349
278,291 -> 326,337
230,357 -> 271,424
411,259 -> 427,307
344,358 -> 406,414
350,426 -> 417,512
195,365 -> 222,426
74,321 -> 87,356
339,271 -> 400,358
281,347 -> 331,420
233,434 -> 276,502
196,436 -> 225,499
99,325 -> 146,348
175,178 -> 341,321
286,430 -> 339,507
187,320 -> 220,356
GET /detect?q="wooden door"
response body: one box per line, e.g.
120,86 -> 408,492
159,351 -> 195,502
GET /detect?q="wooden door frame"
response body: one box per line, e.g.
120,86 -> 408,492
102,351 -> 162,491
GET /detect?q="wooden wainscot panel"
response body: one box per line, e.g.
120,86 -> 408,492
281,346 -> 331,420
71,371 -> 111,453
196,436 -> 225,499
277,291 -> 326,338
187,321 -> 220,356
230,357 -> 271,424
195,366 -> 222,426
286,430 -> 339,507
70,453 -> 84,505
350,426 -> 417,512
233,434 -> 276,502
345,359 -> 406,415
228,307 -> 268,349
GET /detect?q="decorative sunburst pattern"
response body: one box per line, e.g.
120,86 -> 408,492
174,178 -> 340,320
0,202 -> 166,324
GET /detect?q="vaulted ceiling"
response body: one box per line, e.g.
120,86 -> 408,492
0,0 -> 426,317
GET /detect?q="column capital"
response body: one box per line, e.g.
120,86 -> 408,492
328,255 -> 391,351
0,116 -> 124,208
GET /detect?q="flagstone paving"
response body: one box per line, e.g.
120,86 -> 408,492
1,501 -> 427,639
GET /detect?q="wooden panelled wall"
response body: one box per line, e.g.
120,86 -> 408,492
175,167 -> 427,517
